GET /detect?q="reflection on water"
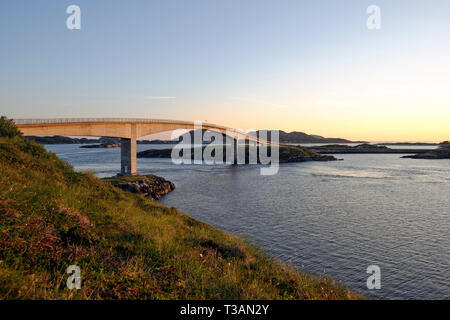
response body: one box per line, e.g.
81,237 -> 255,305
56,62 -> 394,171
45,144 -> 450,299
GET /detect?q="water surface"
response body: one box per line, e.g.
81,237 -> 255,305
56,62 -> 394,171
45,144 -> 450,299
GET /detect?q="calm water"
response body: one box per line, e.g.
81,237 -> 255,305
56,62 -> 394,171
45,144 -> 450,300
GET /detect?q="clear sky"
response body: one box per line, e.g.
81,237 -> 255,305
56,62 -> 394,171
1,0 -> 449,142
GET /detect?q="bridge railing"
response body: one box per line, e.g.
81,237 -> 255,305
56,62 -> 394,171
13,118 -> 210,125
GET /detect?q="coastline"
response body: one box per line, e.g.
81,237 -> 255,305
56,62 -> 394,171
0,118 -> 359,300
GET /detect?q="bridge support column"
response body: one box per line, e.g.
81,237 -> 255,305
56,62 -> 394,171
233,138 -> 238,165
244,139 -> 250,164
121,138 -> 137,175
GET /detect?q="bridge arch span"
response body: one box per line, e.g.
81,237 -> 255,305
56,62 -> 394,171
13,118 -> 272,175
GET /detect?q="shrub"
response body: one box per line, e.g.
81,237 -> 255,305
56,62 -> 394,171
0,116 -> 22,138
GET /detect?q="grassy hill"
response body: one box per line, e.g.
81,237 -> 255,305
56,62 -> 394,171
0,117 -> 359,300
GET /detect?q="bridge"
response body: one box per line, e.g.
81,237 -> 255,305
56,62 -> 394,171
13,118 -> 274,175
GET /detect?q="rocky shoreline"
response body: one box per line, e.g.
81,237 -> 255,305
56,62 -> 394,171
402,152 -> 450,159
104,175 -> 176,200
280,154 -> 339,162
401,141 -> 450,159
80,143 -> 121,148
310,144 -> 431,154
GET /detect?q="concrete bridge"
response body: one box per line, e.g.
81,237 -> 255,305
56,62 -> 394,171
13,118 -> 273,175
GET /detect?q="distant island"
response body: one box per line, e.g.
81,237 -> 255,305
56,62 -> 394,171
308,141 -> 449,158
402,141 -> 450,159
309,144 -> 431,154
375,142 -> 439,146
25,130 -> 366,145
167,129 -> 365,145
80,143 -> 121,149
138,139 -> 179,144
26,135 -> 100,144
249,130 -> 367,144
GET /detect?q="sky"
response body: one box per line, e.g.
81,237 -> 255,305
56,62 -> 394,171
1,0 -> 449,142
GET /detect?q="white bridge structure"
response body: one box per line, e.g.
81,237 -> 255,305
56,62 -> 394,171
13,118 -> 275,175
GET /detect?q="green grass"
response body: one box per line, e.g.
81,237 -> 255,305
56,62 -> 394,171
0,116 -> 359,300
103,174 -> 162,185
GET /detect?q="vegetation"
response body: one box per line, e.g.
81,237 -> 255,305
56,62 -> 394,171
0,116 -> 359,299
278,144 -> 320,157
103,174 -> 164,185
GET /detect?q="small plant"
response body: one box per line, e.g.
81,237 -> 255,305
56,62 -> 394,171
0,116 -> 22,138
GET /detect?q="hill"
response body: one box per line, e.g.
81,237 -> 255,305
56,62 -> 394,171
249,130 -> 364,144
0,117 -> 358,299
26,135 -> 100,144
25,136 -> 123,145
144,129 -> 360,145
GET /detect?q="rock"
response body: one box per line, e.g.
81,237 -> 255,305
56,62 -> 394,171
111,176 -> 176,201
402,148 -> 450,159
80,143 -> 120,148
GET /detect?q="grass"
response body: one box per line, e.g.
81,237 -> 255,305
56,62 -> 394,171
103,174 -> 163,185
0,116 -> 360,300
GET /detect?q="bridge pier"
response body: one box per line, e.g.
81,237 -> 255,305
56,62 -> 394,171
120,138 -> 137,175
233,138 -> 238,164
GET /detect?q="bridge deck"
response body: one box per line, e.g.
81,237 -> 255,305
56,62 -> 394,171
13,118 -> 278,175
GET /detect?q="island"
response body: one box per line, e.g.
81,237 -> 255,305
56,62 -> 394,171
25,135 -> 100,144
249,130 -> 367,144
137,145 -> 338,163
309,144 -> 432,154
80,143 -> 120,148
401,141 -> 450,159
25,129 -> 367,146
375,142 -> 439,146
138,129 -> 365,145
